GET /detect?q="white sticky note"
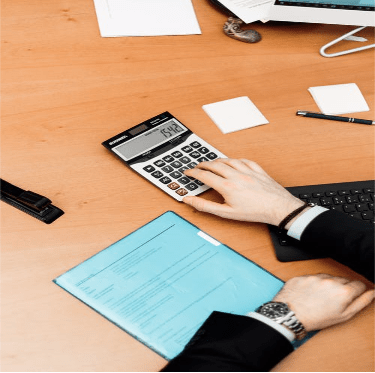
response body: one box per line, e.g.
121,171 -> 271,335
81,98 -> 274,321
308,83 -> 370,115
202,96 -> 269,134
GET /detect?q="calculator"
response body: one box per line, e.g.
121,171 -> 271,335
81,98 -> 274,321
102,112 -> 226,201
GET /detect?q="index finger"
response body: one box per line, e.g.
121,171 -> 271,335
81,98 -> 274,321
184,166 -> 229,193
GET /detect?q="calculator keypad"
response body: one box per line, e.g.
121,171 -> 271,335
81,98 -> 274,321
132,135 -> 225,201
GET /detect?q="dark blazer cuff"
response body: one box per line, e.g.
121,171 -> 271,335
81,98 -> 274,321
162,311 -> 294,372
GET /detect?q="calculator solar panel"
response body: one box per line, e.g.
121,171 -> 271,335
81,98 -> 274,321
268,180 -> 374,262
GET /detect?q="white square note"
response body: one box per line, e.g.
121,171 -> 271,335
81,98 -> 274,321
202,96 -> 269,134
93,0 -> 201,37
308,83 -> 370,115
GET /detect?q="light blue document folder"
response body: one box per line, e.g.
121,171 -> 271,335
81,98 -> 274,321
54,211 -> 304,360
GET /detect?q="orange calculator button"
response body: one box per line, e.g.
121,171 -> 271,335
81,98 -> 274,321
176,188 -> 188,196
168,182 -> 180,190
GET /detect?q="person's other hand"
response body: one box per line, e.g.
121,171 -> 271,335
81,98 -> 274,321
273,274 -> 375,332
183,158 -> 304,226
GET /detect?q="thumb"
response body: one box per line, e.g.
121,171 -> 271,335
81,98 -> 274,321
342,289 -> 375,320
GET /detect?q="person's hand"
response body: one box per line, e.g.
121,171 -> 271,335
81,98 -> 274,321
272,274 -> 375,332
183,158 -> 304,226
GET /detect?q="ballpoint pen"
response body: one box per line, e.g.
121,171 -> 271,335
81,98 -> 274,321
296,111 -> 374,125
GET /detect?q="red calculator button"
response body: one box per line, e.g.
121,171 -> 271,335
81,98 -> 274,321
176,188 -> 188,196
168,182 -> 180,190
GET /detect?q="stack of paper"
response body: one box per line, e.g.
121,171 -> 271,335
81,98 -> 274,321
93,0 -> 201,37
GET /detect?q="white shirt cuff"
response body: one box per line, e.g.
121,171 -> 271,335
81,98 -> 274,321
287,205 -> 328,241
246,312 -> 295,342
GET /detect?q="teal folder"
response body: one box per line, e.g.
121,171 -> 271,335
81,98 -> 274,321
54,211 -> 313,360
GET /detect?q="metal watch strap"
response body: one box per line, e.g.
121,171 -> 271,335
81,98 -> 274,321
276,311 -> 307,340
0,179 -> 64,224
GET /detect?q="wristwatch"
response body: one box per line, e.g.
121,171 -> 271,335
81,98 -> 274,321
256,301 -> 307,340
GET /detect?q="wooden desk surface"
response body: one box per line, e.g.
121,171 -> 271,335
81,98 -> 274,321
1,1 -> 374,371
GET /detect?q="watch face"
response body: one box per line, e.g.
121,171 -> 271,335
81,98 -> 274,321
259,302 -> 289,319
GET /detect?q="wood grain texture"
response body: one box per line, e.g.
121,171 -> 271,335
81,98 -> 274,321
1,0 -> 374,371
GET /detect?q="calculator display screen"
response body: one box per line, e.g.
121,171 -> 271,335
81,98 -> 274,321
114,120 -> 187,160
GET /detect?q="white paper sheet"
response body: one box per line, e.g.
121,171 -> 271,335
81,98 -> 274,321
216,0 -> 275,23
308,83 -> 370,115
93,0 -> 201,37
202,96 -> 269,134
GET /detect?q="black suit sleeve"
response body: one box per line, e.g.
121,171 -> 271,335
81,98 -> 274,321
161,311 -> 293,372
300,209 -> 374,282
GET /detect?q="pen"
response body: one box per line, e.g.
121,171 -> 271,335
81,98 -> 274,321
296,111 -> 374,125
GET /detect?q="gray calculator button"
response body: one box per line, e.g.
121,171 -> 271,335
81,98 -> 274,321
170,171 -> 183,179
160,176 -> 172,184
161,165 -> 174,173
179,166 -> 189,173
162,155 -> 174,162
197,157 -> 209,163
187,162 -> 198,169
171,151 -> 183,158
190,151 -> 201,159
198,147 -> 209,154
180,156 -> 191,164
190,141 -> 201,148
178,176 -> 191,185
154,160 -> 166,167
171,161 -> 183,168
206,152 -> 218,160
143,165 -> 155,173
182,145 -> 193,153
186,182 -> 199,191
151,171 -> 163,178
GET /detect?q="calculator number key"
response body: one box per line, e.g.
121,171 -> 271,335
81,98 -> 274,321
197,157 -> 209,163
170,171 -> 183,179
177,176 -> 191,185
171,161 -> 183,168
143,165 -> 155,173
186,183 -> 199,191
161,165 -> 174,173
187,162 -> 198,169
151,171 -> 163,178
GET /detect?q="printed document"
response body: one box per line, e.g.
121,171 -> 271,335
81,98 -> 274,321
54,212 -> 284,360
93,0 -> 201,37
217,0 -> 275,23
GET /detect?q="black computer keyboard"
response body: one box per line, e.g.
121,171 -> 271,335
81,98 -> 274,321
268,180 -> 374,262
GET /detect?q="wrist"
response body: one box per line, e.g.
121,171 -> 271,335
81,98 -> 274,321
271,197 -> 305,227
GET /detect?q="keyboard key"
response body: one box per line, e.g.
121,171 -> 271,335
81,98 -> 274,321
187,162 -> 198,169
180,156 -> 191,164
161,165 -> 174,173
338,190 -> 350,196
176,188 -> 188,196
154,160 -> 166,167
197,157 -> 209,163
190,141 -> 201,148
171,151 -> 183,158
143,165 -> 155,173
330,205 -> 343,212
313,192 -> 324,197
320,197 -> 332,206
351,189 -> 362,195
162,155 -> 174,163
168,182 -> 180,190
206,152 -> 218,160
171,161 -> 183,168
363,188 -> 374,194
349,212 -> 362,220
362,211 -> 374,220
343,204 -> 356,213
369,203 -> 374,211
355,203 -> 369,212
170,171 -> 183,179
190,151 -> 201,159
181,145 -> 193,153
185,183 -> 199,191
177,176 -> 191,185
151,171 -> 163,178
159,176 -> 172,184
359,194 -> 372,203
325,191 -> 337,197
198,147 -> 210,154
346,195 -> 359,204
333,196 -> 346,205
299,193 -> 311,199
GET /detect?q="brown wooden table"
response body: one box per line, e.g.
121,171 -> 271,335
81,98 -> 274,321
1,1 -> 374,371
